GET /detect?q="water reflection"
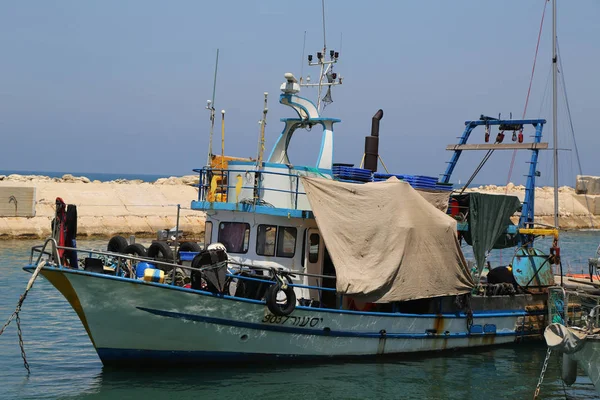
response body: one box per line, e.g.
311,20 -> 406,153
52,346 -> 599,400
1,236 -> 600,399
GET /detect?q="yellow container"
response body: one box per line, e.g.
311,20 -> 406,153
143,268 -> 165,284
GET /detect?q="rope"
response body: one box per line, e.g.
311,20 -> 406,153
0,258 -> 46,374
505,0 -> 549,192
459,146 -> 496,195
556,38 -> 594,229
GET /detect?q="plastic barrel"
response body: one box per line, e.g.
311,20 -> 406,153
136,262 -> 156,279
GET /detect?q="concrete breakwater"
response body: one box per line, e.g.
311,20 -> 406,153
1,173 -> 600,239
0,174 -> 205,239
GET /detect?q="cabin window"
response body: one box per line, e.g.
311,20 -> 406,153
256,225 -> 277,256
277,227 -> 297,258
218,222 -> 250,254
204,221 -> 213,247
308,233 -> 320,263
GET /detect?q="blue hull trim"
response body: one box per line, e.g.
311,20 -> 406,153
96,348 -> 324,364
137,306 -> 518,340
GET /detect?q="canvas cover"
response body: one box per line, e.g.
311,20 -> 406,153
455,193 -> 521,272
415,189 -> 451,212
301,177 -> 475,303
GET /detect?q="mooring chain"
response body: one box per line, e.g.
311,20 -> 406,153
0,258 -> 46,374
15,311 -> 30,373
533,347 -> 552,399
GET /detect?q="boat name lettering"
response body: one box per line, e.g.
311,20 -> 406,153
262,314 -> 323,327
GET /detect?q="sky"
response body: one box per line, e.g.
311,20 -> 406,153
1,0 -> 598,187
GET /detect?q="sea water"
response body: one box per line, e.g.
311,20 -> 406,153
0,170 -> 174,183
1,234 -> 600,400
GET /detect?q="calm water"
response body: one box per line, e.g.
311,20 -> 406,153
1,234 -> 600,400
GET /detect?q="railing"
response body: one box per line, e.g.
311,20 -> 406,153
193,166 -> 310,210
548,285 -> 600,333
30,238 -> 63,268
29,243 -> 342,309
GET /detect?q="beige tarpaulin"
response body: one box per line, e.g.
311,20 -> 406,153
301,176 -> 474,303
415,189 -> 451,212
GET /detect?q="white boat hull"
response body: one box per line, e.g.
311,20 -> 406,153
38,267 -> 531,365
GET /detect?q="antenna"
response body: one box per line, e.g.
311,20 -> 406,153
299,0 -> 342,113
317,0 -> 327,110
206,49 -> 219,166
321,0 -> 327,51
300,31 -> 307,83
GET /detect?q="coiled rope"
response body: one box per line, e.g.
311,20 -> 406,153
0,258 -> 47,374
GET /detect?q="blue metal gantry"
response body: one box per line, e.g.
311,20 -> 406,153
440,117 -> 547,229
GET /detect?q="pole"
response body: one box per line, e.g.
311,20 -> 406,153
257,93 -> 268,167
171,204 -> 180,285
212,50 -> 219,107
552,0 -> 559,229
221,110 -> 225,161
206,49 -> 219,166
254,93 -> 269,203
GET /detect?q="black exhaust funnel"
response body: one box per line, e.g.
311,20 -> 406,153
364,109 -> 384,172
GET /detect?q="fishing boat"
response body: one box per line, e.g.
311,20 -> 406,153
18,42 -> 568,366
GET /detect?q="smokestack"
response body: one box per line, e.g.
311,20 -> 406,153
364,109 -> 384,172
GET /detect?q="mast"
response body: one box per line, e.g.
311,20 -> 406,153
552,0 -> 559,228
206,49 -> 219,166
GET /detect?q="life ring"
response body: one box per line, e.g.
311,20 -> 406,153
265,280 -> 296,316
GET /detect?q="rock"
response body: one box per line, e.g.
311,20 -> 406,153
0,175 -> 5,181
180,175 -> 200,186
154,177 -> 182,185
93,180 -> 102,184
506,183 -> 515,192
61,174 -> 91,183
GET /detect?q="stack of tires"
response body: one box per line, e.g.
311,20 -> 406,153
107,235 -> 202,272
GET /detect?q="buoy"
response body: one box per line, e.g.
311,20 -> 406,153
561,353 -> 577,386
